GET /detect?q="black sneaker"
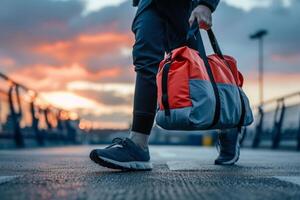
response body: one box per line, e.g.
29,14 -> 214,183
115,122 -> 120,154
90,138 -> 152,171
215,128 -> 241,165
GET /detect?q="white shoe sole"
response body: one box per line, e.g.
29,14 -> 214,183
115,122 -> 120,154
99,156 -> 153,170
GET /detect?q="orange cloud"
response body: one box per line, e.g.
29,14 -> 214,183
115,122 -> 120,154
33,32 -> 133,64
78,33 -> 130,44
40,91 -> 99,110
243,72 -> 300,106
245,71 -> 300,83
8,63 -> 121,91
0,57 -> 15,68
271,53 -> 300,64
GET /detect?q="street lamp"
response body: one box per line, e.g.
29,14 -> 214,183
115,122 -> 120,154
250,29 -> 268,106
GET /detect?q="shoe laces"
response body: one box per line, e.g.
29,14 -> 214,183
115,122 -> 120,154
105,137 -> 127,149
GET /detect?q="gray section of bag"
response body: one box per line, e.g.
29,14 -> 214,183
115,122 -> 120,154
155,79 -> 253,130
238,87 -> 254,126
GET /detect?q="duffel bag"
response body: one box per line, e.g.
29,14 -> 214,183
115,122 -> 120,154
155,26 -> 253,130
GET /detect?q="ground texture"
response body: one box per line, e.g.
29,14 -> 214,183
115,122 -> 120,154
0,146 -> 300,200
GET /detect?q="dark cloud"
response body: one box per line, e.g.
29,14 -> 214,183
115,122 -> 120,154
0,0 -> 135,71
0,0 -> 83,47
211,0 -> 300,73
72,2 -> 135,34
0,0 -> 134,45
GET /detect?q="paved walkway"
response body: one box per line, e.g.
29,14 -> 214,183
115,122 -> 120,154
0,146 -> 300,200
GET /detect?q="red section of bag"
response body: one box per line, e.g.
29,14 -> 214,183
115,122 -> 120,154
157,47 -> 194,110
157,46 -> 245,110
209,54 -> 244,87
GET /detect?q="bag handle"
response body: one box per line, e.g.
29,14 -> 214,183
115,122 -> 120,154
186,21 -> 221,128
186,21 -> 223,58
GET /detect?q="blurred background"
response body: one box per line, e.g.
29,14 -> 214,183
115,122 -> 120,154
0,0 -> 299,149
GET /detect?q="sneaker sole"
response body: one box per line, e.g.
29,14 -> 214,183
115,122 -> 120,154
89,150 -> 153,171
215,133 -> 241,166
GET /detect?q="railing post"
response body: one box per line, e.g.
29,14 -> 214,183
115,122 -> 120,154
297,110 -> 300,151
252,106 -> 264,148
8,85 -> 24,147
44,108 -> 52,131
30,100 -> 44,146
66,119 -> 77,144
272,100 -> 285,149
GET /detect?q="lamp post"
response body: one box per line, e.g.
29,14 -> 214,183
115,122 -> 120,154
250,29 -> 268,106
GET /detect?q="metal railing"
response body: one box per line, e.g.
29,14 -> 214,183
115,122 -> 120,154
0,71 -> 83,148
242,91 -> 300,150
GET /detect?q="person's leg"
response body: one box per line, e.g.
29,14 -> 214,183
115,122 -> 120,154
129,0 -> 193,148
129,2 -> 167,148
89,2 -> 166,170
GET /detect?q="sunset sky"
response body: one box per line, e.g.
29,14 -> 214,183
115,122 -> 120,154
1,0 -> 299,129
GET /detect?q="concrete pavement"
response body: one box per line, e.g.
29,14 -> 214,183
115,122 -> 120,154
0,146 -> 300,200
